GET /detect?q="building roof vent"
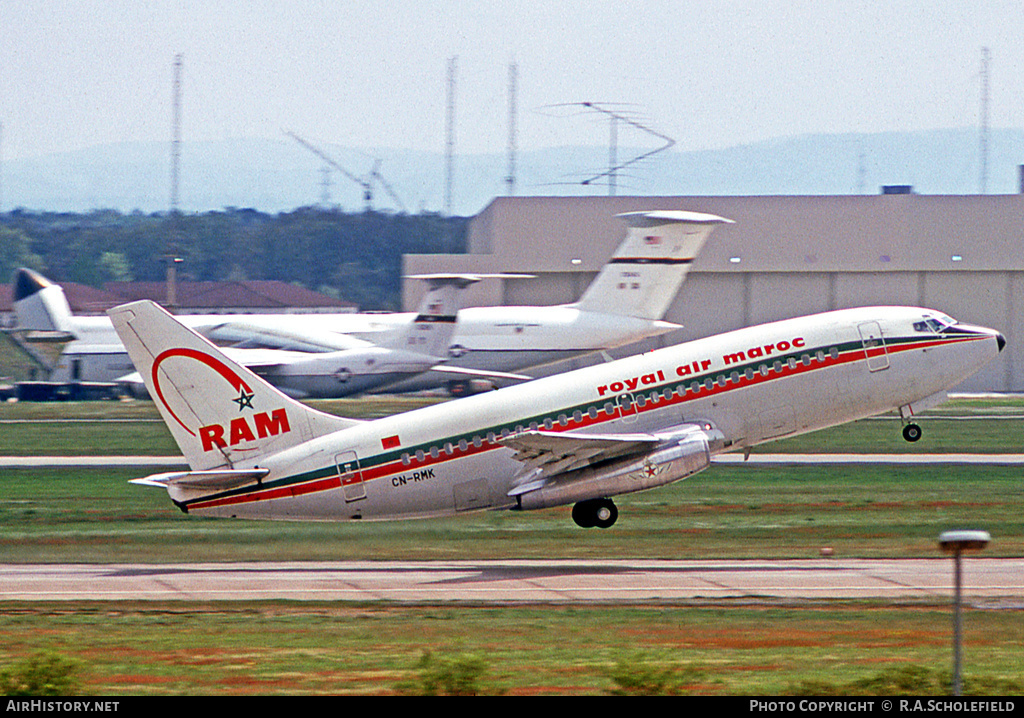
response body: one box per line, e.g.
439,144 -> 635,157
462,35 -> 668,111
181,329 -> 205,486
881,185 -> 914,195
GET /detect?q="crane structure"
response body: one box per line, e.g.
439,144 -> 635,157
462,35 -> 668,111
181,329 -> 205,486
285,130 -> 406,213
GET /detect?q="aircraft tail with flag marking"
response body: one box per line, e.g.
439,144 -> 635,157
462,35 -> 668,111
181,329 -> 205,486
574,210 -> 732,320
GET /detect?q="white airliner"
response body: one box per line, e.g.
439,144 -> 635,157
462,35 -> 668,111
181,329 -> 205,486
110,296 -> 1004,528
15,270 -> 494,400
14,210 -> 725,396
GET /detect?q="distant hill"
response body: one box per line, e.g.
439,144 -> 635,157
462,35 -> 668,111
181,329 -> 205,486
3,128 -> 1023,216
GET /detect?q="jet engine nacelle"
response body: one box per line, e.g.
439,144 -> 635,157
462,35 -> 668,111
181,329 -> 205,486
447,379 -> 497,397
515,427 -> 723,511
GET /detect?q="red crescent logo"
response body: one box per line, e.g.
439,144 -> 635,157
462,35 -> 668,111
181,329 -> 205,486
151,348 -> 254,436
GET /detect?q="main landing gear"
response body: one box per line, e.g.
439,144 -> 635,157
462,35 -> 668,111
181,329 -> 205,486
572,498 -> 618,529
902,423 -> 922,442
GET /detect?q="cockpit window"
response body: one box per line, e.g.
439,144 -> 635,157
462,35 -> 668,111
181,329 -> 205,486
914,315 -> 958,333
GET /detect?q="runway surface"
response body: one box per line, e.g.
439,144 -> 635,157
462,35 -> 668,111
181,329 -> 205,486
3,559 -> 1022,603
6,453 -> 1024,468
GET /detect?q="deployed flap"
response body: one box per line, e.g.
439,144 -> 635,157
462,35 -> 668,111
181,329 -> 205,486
499,429 -> 662,478
499,422 -> 726,487
574,210 -> 733,320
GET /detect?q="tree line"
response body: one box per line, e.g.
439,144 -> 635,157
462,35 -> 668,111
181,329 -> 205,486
0,208 -> 468,311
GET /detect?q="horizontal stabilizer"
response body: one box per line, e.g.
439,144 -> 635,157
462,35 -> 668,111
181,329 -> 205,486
130,468 -> 270,490
405,273 -> 535,283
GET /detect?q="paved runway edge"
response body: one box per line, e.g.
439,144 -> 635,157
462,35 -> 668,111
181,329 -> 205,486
3,559 -> 1023,603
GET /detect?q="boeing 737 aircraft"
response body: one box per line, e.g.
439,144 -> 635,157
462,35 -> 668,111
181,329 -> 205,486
15,210 -> 725,395
110,296 -> 1003,528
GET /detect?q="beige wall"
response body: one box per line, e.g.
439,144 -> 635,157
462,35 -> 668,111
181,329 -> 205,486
404,194 -> 1024,391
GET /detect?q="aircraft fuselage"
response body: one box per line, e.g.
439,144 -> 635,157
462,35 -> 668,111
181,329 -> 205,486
173,306 -> 1002,522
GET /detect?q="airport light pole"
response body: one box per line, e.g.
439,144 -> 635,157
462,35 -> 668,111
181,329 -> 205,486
938,530 -> 990,696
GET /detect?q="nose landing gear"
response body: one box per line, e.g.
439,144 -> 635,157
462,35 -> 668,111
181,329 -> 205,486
902,423 -> 922,442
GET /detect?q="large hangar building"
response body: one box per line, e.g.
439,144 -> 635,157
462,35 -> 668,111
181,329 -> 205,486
404,194 -> 1024,392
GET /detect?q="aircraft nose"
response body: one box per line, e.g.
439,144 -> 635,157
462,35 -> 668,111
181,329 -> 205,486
997,333 -> 1006,352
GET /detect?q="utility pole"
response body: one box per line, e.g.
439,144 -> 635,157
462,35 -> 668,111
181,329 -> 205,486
167,54 -> 184,308
170,54 -> 183,215
505,61 -> 518,196
980,47 -> 990,195
444,56 -> 457,216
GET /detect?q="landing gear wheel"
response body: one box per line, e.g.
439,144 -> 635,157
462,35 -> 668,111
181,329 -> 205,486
902,423 -> 922,442
571,498 -> 618,529
571,502 -> 594,528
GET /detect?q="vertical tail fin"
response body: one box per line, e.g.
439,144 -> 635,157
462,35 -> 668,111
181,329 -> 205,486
13,269 -> 75,333
574,211 -> 732,320
108,300 -> 359,471
382,274 -> 481,358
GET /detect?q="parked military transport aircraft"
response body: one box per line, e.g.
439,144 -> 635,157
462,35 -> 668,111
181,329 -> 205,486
17,269 -> 497,399
15,209 -> 725,395
110,295 -> 1003,528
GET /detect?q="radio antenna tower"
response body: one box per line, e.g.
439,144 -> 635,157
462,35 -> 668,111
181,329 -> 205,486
575,103 -> 675,195
165,54 -> 185,307
444,57 -> 457,216
980,47 -> 990,195
505,61 -> 518,196
170,54 -> 183,215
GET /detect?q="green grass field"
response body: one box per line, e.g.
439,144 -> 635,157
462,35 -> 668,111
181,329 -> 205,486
2,463 -> 1023,562
2,396 -> 1022,695
2,602 -> 1022,695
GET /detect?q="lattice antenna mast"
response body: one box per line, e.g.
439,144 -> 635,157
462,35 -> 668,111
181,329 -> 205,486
980,47 -> 990,195
505,61 -> 518,196
444,56 -> 457,215
170,54 -> 183,215
166,54 -> 184,308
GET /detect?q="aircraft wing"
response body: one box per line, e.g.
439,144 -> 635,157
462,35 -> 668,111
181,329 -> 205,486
200,322 -> 373,353
499,423 -> 725,498
428,365 -> 534,382
500,429 -> 662,487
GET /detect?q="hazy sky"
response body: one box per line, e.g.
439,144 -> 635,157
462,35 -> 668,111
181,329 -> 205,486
2,1 -> 1022,161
